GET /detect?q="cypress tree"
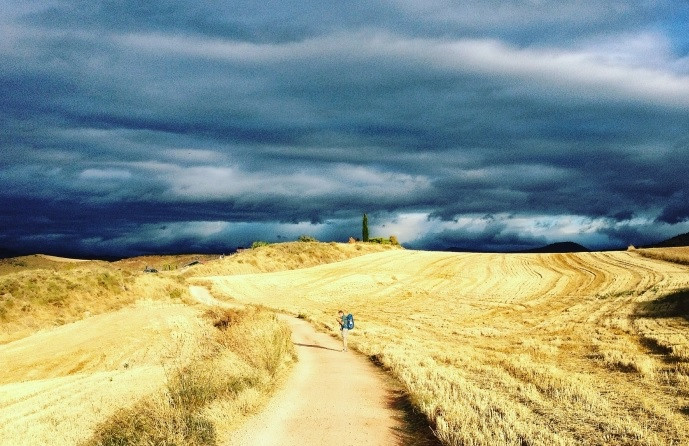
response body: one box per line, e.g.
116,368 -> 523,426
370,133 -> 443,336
362,213 -> 369,242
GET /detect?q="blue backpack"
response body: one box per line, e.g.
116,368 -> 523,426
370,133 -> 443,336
346,313 -> 354,330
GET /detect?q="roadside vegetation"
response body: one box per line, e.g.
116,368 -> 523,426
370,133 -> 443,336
83,306 -> 295,446
203,247 -> 689,445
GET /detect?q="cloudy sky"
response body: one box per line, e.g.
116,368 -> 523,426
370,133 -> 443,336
2,1 -> 689,257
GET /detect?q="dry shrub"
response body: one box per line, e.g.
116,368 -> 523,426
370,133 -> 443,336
84,306 -> 294,446
213,307 -> 295,377
203,307 -> 242,330
85,391 -> 216,446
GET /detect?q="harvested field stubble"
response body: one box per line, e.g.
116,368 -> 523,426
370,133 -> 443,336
197,248 -> 689,445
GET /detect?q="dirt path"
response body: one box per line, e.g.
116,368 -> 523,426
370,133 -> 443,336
188,286 -> 407,445
226,315 -> 404,446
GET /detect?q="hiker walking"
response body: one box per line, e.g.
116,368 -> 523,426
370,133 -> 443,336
336,309 -> 354,352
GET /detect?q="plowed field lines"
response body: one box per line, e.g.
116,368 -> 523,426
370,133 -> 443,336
197,248 -> 689,445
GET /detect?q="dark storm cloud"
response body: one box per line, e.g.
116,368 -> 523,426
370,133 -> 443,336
2,1 -> 689,255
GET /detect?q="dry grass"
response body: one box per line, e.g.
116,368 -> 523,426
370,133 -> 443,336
200,247 -> 689,445
636,247 -> 689,266
0,242 -> 396,344
2,244 -> 389,445
0,254 -> 107,275
0,265 -> 191,344
0,300 -> 207,445
83,306 -> 295,446
184,241 -> 400,277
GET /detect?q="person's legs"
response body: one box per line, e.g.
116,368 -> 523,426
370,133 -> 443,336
341,328 -> 348,351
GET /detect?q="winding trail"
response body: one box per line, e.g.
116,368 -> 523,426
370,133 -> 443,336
188,286 -> 406,446
227,316 -> 404,446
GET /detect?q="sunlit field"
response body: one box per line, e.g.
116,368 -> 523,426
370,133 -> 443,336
196,246 -> 689,445
0,242 -> 392,445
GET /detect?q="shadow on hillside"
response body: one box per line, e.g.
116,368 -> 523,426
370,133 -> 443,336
370,354 -> 442,445
636,289 -> 689,323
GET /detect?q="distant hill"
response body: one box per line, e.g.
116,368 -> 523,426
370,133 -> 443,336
645,232 -> 689,248
523,242 -> 590,253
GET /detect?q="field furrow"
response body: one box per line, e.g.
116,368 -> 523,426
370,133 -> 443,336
197,248 -> 689,445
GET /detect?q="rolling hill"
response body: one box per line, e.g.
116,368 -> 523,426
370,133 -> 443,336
646,231 -> 689,248
4,242 -> 689,445
523,241 -> 590,253
194,246 -> 689,445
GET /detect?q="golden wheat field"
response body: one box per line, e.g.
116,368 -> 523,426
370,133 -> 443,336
195,246 -> 689,445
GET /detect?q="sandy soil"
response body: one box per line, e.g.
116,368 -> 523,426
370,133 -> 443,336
226,316 -> 405,446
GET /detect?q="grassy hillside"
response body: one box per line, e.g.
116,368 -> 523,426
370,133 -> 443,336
184,241 -> 401,277
0,265 -> 190,344
114,254 -> 220,273
0,254 -> 107,275
10,242 -> 689,445
0,300 -> 206,445
200,248 -> 689,446
0,242 -> 397,344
